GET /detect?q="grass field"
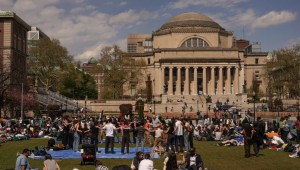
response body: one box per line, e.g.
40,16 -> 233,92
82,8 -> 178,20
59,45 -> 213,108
0,139 -> 299,170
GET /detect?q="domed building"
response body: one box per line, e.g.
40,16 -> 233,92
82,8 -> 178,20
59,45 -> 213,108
127,12 -> 267,111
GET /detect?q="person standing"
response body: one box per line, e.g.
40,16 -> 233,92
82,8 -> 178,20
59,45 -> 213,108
103,119 -> 118,154
71,120 -> 82,152
165,122 -> 175,152
294,116 -> 300,144
174,118 -> 184,153
279,116 -> 290,143
135,122 -> 146,153
15,148 -> 31,170
121,121 -> 131,154
242,119 -> 258,158
90,120 -> 100,153
43,154 -> 60,170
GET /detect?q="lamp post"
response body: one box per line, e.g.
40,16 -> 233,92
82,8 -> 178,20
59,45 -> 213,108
21,83 -> 24,120
298,96 -> 300,116
252,91 -> 256,122
153,96 -> 156,113
84,95 -> 87,115
197,100 -> 199,112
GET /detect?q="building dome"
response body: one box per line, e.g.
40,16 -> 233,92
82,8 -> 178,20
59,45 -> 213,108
158,12 -> 224,31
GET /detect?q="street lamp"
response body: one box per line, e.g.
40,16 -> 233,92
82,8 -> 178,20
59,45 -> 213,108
21,83 -> 24,120
252,91 -> 256,122
84,95 -> 87,115
153,96 -> 156,113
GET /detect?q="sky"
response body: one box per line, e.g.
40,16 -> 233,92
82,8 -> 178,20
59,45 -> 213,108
1,0 -> 299,62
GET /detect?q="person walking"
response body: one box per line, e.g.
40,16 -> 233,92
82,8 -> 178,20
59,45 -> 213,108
15,148 -> 31,170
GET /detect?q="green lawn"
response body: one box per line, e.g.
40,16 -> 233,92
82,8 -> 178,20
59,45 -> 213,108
1,139 -> 299,170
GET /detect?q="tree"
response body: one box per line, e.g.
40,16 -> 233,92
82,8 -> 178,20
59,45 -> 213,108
58,65 -> 97,100
97,45 -> 145,99
28,38 -> 73,92
0,70 -> 11,117
266,44 -> 300,99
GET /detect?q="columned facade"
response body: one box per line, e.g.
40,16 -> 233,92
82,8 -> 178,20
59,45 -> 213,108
127,12 -> 267,106
158,65 -> 242,96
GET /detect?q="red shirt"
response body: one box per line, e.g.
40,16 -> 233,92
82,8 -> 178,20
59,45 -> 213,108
295,120 -> 300,131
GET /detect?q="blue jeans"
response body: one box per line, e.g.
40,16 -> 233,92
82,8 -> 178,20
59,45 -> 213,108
135,137 -> 144,153
184,134 -> 190,151
73,132 -> 80,151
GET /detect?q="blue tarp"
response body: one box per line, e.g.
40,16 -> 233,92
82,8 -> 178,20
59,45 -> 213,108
31,147 -> 158,159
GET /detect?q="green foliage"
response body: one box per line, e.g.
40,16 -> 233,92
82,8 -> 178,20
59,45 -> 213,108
58,66 -> 97,100
266,44 -> 300,98
97,45 -> 146,99
28,38 -> 73,91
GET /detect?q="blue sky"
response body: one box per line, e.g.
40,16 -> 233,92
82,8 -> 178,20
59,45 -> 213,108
1,0 -> 299,61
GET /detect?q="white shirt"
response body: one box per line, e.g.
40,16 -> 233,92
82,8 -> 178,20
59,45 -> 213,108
175,120 -> 183,136
155,129 -> 163,138
138,159 -> 153,170
103,123 -> 116,137
190,155 -> 196,166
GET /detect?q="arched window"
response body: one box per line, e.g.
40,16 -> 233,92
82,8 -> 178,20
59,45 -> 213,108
180,38 -> 209,47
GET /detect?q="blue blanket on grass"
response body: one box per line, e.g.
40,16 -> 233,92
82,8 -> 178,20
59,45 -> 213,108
31,147 -> 157,159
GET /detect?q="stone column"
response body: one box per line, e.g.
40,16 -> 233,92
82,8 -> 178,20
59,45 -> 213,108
193,67 -> 198,95
218,67 -> 223,94
226,67 -> 231,94
211,67 -> 215,95
168,67 -> 173,95
162,67 -> 165,94
240,65 -> 245,93
234,67 -> 239,94
184,67 -> 190,95
203,67 -> 207,95
176,67 -> 181,95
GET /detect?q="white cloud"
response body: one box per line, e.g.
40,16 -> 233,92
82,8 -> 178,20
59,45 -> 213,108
210,9 -> 297,33
252,11 -> 297,29
169,0 -> 247,9
2,0 -> 159,62
75,43 -> 108,62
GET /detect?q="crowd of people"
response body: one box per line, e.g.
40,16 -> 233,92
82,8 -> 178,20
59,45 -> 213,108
1,110 -> 299,170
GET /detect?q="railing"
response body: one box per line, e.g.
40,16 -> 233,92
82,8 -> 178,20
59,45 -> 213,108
36,87 -> 86,111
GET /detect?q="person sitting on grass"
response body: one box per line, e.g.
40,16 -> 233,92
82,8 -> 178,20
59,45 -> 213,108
184,147 -> 204,170
43,154 -> 60,170
131,151 -> 144,170
138,153 -> 154,170
95,160 -> 108,170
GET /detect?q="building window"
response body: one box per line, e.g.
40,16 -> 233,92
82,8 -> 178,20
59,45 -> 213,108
180,38 -> 209,48
147,58 -> 150,65
255,71 -> 260,78
255,58 -> 259,64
